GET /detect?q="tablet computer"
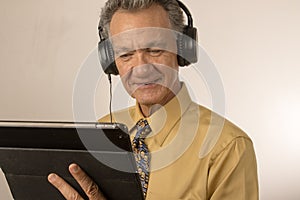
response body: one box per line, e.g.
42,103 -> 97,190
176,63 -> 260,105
0,121 -> 144,200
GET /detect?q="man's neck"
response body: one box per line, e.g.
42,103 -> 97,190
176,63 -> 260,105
139,104 -> 162,118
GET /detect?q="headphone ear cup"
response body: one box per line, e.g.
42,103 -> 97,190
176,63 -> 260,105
98,39 -> 119,75
177,33 -> 186,66
177,26 -> 198,67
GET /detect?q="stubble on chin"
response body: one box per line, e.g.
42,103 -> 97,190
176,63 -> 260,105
134,85 -> 174,106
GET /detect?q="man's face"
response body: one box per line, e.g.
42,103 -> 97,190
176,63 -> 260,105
109,4 -> 180,107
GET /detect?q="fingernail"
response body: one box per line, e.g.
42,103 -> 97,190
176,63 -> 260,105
70,164 -> 79,173
48,173 -> 56,182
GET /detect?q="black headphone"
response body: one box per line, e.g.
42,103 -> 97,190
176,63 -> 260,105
98,0 -> 198,75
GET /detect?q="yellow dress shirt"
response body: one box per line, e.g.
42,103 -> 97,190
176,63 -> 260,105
99,83 -> 259,200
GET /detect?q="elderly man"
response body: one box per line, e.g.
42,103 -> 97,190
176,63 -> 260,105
48,0 -> 259,199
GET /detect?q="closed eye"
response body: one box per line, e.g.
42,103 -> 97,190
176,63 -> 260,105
119,51 -> 135,61
146,48 -> 164,56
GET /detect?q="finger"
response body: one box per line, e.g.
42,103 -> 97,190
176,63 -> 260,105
69,163 -> 106,200
48,173 -> 84,200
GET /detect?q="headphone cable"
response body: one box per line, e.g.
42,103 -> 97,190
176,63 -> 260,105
108,74 -> 113,123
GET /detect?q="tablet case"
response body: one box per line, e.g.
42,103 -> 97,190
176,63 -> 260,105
0,121 -> 144,200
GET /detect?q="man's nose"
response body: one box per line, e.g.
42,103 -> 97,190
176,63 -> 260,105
132,50 -> 153,77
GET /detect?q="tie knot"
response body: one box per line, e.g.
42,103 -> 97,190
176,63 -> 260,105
137,118 -> 149,128
134,119 -> 151,139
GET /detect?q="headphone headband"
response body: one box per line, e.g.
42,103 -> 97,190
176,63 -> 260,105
176,0 -> 193,27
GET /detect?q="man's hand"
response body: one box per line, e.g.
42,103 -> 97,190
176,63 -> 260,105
48,163 -> 106,200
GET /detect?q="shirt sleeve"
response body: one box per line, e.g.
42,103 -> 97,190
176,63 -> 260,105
98,114 -> 111,123
207,137 -> 259,200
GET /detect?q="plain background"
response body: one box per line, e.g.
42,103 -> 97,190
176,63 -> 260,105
1,0 -> 300,199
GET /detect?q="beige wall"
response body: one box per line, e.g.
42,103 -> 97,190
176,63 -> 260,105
1,0 -> 300,199
0,0 -> 103,121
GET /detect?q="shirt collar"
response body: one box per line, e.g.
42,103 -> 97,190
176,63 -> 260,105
133,82 -> 193,147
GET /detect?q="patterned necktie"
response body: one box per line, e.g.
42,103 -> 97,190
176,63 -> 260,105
132,119 -> 152,198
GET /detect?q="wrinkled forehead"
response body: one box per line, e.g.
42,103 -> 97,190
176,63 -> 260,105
110,27 -> 178,53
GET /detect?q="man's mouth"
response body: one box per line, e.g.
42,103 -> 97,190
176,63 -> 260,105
131,78 -> 162,87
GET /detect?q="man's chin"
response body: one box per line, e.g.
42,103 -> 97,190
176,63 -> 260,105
133,94 -> 162,106
130,85 -> 172,105
134,98 -> 159,106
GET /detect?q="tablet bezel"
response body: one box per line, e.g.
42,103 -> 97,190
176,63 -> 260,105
0,121 -> 144,200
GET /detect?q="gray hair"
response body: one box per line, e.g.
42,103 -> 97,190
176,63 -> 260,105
98,0 -> 184,38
